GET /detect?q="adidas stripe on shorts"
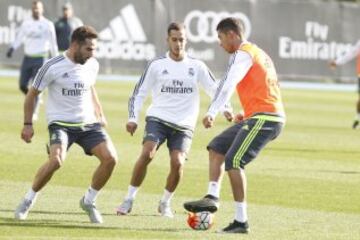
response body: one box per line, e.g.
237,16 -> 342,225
207,114 -> 284,170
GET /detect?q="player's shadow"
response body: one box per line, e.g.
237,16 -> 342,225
0,216 -> 190,232
0,216 -> 118,229
120,227 -> 190,232
269,146 -> 360,155
0,209 -> 191,232
0,208 -> 190,217
121,213 -> 167,217
265,167 -> 360,175
0,209 -> 171,217
0,209 -> 87,216
317,169 -> 360,175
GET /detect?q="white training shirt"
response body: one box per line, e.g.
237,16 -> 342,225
32,52 -> 99,125
335,40 -> 360,65
11,16 -> 58,57
128,52 -> 223,130
207,47 -> 253,119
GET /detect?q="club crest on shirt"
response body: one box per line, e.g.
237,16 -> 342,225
188,68 -> 194,76
62,72 -> 69,79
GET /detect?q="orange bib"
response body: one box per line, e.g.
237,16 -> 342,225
236,43 -> 285,118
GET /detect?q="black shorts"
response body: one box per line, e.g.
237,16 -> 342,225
207,115 -> 284,170
48,122 -> 108,155
19,56 -> 45,92
143,117 -> 193,153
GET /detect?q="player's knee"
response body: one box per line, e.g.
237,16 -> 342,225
103,154 -> 117,168
19,85 -> 28,94
171,157 -> 185,172
112,154 -> 118,165
48,156 -> 63,171
140,149 -> 156,163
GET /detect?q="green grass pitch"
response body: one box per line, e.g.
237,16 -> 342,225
0,76 -> 359,239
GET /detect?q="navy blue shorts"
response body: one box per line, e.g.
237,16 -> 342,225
143,117 -> 193,153
19,56 -> 45,94
208,115 -> 284,170
48,122 -> 108,155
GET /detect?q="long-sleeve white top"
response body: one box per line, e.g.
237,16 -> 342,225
128,52 -> 228,130
207,49 -> 253,119
11,16 -> 58,57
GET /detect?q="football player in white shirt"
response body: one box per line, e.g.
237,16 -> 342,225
6,1 -> 58,121
330,40 -> 360,128
116,22 -> 233,218
15,26 -> 118,224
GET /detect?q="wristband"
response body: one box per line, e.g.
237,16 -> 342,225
24,122 -> 33,126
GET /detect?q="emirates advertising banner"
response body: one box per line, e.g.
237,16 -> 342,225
170,0 -> 359,81
0,0 -> 358,81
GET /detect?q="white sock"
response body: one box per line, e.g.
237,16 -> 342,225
235,201 -> 248,223
125,185 -> 139,200
24,188 -> 38,202
84,187 -> 99,204
160,189 -> 174,204
356,113 -> 360,120
207,181 -> 220,198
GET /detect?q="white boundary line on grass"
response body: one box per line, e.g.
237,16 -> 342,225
0,69 -> 355,92
280,81 -> 355,92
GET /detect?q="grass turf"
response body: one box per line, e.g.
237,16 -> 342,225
0,77 -> 359,239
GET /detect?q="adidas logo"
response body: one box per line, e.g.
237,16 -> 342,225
99,4 -> 146,42
51,133 -> 58,141
96,4 -> 156,61
162,69 -> 169,75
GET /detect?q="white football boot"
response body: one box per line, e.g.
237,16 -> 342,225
158,201 -> 174,218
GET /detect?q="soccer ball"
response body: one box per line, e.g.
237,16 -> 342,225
187,211 -> 214,230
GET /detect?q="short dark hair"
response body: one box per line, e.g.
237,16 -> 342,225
216,17 -> 244,37
71,26 -> 98,43
167,22 -> 185,35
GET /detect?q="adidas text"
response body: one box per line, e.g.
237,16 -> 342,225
96,41 -> 155,60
